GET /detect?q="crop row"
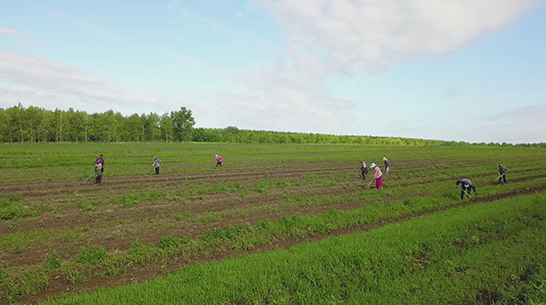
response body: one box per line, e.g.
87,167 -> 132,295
1,168 -> 545,261
0,143 -> 543,183
2,165 -> 545,259
1,175 -> 544,303
2,156 -> 545,225
37,191 -> 546,305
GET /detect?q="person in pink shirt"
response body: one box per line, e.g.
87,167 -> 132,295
215,154 -> 222,168
371,163 -> 383,189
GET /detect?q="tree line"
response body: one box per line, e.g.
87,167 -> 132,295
0,104 -> 195,143
0,104 -> 540,146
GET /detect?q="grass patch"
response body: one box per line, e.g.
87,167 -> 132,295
42,191 -> 546,305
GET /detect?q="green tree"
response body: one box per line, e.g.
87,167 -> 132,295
145,112 -> 161,142
0,108 -> 7,142
171,107 -> 195,142
26,106 -> 43,143
125,114 -> 143,142
160,112 -> 174,143
6,104 -> 26,143
37,110 -> 55,142
52,108 -> 64,142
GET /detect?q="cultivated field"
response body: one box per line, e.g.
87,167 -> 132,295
0,143 -> 545,304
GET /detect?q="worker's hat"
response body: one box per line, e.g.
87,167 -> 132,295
371,163 -> 376,168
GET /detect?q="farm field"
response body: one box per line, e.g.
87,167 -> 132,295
0,143 -> 545,304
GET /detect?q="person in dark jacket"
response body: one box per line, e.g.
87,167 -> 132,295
497,164 -> 507,184
456,178 -> 477,199
360,159 -> 368,180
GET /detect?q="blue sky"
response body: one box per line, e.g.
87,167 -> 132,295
1,0 -> 545,143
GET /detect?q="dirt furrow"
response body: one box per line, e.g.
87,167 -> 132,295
2,168 -> 545,238
16,184 -> 546,305
2,155 -> 537,197
3,176 -> 545,269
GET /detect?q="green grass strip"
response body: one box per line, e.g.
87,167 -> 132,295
41,192 -> 546,305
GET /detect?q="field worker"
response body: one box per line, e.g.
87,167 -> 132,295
497,164 -> 507,184
94,160 -> 103,183
383,157 -> 390,174
360,159 -> 368,180
456,178 -> 477,199
215,154 -> 222,168
371,163 -> 383,189
95,154 -> 104,173
153,156 -> 161,174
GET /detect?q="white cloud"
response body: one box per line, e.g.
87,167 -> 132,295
0,50 -> 204,116
221,0 -> 545,142
443,88 -> 461,98
0,27 -> 29,41
43,7 -> 116,38
213,62 -> 355,134
218,0 -> 543,135
488,104 -> 546,122
0,27 -> 19,36
166,50 -> 235,78
168,1 -> 277,49
253,0 -> 542,75
473,105 -> 546,143
383,104 -> 546,143
480,105 -> 546,143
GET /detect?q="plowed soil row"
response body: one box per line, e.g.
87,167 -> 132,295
2,165 -> 543,239
3,171 -> 545,271
16,184 -> 546,305
0,189 -> 427,268
1,155 -> 537,198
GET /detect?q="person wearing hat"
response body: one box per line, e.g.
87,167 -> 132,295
153,156 -> 161,174
360,159 -> 368,180
383,157 -> 390,175
371,163 -> 383,189
215,154 -> 222,168
497,164 -> 507,184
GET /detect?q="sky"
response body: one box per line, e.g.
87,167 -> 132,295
1,0 -> 545,144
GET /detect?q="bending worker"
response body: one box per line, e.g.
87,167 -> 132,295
456,178 -> 477,199
383,157 -> 390,174
371,163 -> 383,189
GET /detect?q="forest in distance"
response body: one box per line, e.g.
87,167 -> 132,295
0,103 -> 545,147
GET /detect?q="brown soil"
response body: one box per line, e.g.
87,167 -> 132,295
1,169 -> 545,270
2,155 -> 545,305
14,184 -> 546,305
